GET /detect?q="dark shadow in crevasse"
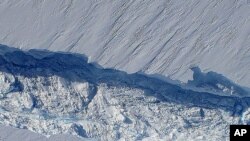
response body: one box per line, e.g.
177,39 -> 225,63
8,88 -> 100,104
0,44 -> 250,118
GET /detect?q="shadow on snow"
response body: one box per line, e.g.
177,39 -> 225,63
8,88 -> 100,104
0,44 -> 250,117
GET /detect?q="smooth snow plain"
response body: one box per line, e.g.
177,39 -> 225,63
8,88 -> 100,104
0,45 -> 250,141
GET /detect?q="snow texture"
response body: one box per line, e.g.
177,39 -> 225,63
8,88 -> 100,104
0,45 -> 250,141
0,125 -> 84,141
0,0 -> 249,87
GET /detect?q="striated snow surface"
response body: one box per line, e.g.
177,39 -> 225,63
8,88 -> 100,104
0,45 -> 250,141
0,0 -> 250,87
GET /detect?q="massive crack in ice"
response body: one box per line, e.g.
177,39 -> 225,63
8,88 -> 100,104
1,0 -> 250,88
0,45 -> 250,141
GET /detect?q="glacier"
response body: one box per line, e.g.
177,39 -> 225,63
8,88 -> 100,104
0,0 -> 249,87
0,0 -> 250,140
0,45 -> 250,141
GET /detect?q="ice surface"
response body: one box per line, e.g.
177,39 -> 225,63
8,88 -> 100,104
0,125 -> 85,141
0,45 -> 250,141
0,0 -> 250,140
0,0 -> 249,87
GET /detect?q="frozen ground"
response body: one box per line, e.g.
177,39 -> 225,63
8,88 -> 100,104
0,45 -> 250,141
0,0 -> 250,87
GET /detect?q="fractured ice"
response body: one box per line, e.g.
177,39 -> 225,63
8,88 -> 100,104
0,45 -> 249,141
